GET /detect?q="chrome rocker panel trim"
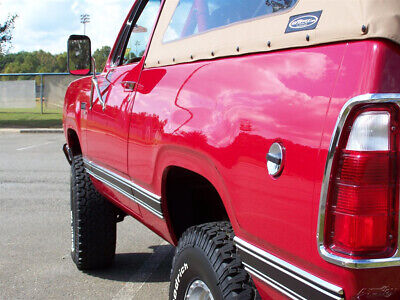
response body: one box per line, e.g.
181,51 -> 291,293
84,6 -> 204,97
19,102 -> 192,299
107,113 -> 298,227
83,158 -> 163,219
234,237 -> 344,300
317,93 -> 400,269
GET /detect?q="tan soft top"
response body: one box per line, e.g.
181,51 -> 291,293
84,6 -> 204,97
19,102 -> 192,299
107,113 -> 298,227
145,0 -> 400,68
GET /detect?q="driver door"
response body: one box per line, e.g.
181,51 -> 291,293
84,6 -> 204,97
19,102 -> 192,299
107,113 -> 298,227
85,0 -> 162,212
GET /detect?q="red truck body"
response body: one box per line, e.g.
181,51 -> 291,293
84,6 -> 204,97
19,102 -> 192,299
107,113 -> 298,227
63,0 -> 400,298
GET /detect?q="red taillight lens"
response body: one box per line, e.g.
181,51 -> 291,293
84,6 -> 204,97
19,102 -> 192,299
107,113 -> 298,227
325,108 -> 399,259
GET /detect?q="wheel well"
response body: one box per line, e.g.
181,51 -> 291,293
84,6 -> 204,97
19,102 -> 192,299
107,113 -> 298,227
164,166 -> 229,240
67,129 -> 82,156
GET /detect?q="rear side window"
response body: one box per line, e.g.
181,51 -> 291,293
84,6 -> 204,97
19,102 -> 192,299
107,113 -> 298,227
163,0 -> 298,43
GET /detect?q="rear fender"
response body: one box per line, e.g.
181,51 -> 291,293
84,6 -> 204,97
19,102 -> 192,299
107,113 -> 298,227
154,146 -> 237,238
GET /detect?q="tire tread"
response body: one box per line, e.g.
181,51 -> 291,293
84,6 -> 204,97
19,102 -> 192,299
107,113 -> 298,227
71,155 -> 117,270
172,222 -> 255,299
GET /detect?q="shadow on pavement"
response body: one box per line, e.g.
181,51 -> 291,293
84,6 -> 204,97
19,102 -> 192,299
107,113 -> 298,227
86,244 -> 174,283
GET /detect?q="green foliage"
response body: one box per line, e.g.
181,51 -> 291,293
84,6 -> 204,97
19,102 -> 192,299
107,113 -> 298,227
0,110 -> 62,128
0,103 -> 62,128
93,46 -> 111,72
0,51 -> 67,74
0,46 -> 110,79
68,38 -> 91,71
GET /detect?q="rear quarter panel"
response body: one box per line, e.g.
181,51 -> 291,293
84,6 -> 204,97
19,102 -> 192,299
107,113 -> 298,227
159,40 -> 400,298
130,43 -> 346,276
313,40 -> 400,298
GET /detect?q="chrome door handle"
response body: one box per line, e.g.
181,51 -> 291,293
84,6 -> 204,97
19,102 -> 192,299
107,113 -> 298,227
121,81 -> 137,92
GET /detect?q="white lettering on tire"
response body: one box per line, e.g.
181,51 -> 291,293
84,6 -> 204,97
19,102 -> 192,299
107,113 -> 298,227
173,262 -> 189,300
71,211 -> 75,252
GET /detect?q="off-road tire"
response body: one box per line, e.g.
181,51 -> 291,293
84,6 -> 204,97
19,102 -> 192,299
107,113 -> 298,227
70,155 -> 117,270
169,222 -> 255,300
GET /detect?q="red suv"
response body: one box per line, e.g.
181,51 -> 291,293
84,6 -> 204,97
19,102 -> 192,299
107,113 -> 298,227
63,0 -> 400,298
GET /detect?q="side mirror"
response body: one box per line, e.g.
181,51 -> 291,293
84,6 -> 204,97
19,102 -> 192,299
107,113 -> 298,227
68,35 -> 91,76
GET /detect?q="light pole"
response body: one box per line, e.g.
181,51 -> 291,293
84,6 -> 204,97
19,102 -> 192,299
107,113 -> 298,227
80,14 -> 90,35
134,40 -> 141,56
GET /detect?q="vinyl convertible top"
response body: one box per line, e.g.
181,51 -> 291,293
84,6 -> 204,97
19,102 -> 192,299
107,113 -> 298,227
145,0 -> 400,68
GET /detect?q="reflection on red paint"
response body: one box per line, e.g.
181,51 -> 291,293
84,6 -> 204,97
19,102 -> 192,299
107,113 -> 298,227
63,39 -> 400,298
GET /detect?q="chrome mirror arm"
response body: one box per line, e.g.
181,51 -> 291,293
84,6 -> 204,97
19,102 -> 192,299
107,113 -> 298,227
89,57 -> 106,111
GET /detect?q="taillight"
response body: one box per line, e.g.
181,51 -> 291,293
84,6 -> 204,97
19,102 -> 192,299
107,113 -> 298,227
325,106 -> 399,259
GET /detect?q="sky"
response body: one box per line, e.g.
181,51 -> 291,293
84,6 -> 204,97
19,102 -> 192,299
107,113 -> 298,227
0,0 -> 135,54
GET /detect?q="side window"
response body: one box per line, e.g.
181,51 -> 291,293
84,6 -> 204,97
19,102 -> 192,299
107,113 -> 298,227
122,0 -> 161,65
163,0 -> 298,43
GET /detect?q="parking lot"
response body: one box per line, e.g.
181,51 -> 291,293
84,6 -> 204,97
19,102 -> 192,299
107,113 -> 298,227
0,132 -> 173,299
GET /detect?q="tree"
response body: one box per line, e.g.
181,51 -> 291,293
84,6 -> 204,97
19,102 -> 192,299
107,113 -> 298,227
93,46 -> 111,72
0,14 -> 17,55
68,39 -> 91,71
0,46 -> 110,79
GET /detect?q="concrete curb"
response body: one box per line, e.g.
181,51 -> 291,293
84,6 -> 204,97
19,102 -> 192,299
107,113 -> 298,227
0,128 -> 63,134
20,128 -> 63,134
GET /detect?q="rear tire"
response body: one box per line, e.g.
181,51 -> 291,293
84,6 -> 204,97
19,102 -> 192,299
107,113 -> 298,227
70,155 -> 117,270
169,222 -> 255,300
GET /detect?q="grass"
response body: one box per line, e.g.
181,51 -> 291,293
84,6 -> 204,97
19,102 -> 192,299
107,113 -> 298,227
0,103 -> 62,128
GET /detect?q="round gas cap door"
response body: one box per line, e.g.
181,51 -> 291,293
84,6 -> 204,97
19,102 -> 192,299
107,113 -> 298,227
266,142 -> 285,177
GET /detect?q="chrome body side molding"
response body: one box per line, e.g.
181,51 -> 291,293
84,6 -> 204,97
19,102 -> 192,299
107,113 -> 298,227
234,237 -> 344,300
83,158 -> 163,219
317,93 -> 400,269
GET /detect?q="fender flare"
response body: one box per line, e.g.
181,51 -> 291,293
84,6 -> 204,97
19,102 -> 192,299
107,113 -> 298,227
153,145 -> 239,236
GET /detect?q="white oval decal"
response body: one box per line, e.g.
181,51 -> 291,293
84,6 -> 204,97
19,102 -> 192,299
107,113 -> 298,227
289,15 -> 318,29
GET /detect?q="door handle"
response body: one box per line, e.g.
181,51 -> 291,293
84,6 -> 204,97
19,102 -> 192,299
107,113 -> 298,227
121,81 -> 137,92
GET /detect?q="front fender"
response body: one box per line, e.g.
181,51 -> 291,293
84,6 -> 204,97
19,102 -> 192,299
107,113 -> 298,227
63,76 -> 92,153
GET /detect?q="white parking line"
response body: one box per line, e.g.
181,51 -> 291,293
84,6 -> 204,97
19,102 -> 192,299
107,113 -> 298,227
113,240 -> 172,300
16,141 -> 54,151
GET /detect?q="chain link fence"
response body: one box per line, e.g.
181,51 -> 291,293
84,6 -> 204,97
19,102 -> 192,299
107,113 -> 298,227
0,73 -> 83,113
0,73 -> 87,128
0,79 -> 37,109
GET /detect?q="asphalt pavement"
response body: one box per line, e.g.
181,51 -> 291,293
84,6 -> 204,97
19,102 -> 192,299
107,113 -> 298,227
0,132 -> 174,299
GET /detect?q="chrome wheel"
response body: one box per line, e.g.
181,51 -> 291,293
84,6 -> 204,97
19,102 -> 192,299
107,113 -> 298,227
185,280 -> 214,300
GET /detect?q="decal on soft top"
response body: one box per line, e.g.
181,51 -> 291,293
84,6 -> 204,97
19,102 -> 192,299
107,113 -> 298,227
285,11 -> 322,33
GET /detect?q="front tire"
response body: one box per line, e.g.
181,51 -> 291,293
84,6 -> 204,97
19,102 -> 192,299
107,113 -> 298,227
169,222 -> 255,300
70,155 -> 117,270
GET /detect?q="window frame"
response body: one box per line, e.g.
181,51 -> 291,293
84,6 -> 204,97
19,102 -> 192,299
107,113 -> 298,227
162,0 -> 299,44
110,0 -> 154,67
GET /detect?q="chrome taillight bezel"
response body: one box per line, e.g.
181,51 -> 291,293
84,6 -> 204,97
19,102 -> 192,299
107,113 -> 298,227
317,93 -> 400,269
